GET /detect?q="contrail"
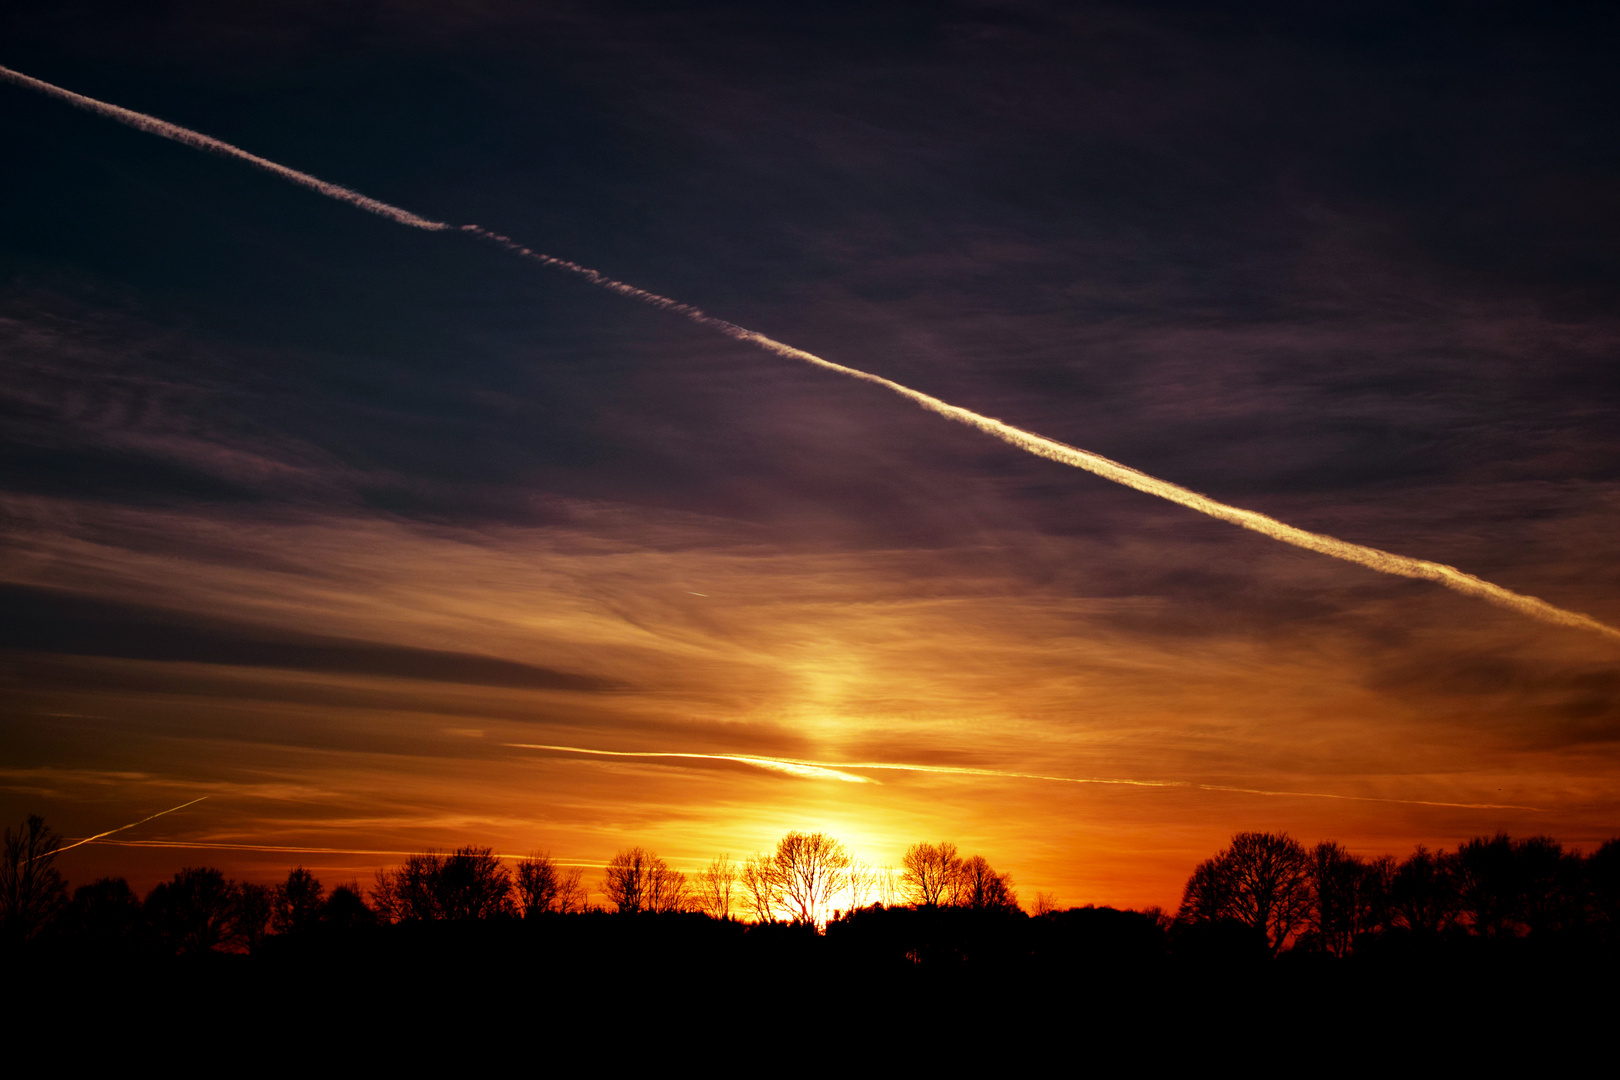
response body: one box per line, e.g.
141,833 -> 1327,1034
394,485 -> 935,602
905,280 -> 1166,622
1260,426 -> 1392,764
0,65 -> 448,231
5,63 -> 1616,642
508,743 -> 1540,811
36,796 -> 208,860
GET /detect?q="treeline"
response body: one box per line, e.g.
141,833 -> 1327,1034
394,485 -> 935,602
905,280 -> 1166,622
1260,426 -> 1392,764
0,821 -> 1021,954
6,814 -> 1619,969
1176,830 -> 1620,956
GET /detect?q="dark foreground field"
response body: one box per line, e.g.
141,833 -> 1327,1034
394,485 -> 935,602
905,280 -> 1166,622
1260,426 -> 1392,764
11,906 -> 1613,1065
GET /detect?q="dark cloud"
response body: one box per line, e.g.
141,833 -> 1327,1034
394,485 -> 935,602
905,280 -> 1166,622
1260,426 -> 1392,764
1367,651 -> 1620,748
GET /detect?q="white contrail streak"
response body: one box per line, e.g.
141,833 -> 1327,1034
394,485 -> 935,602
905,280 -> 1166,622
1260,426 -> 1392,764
0,65 -> 448,231
508,743 -> 1539,811
463,228 -> 1620,642
5,63 -> 1615,641
37,796 -> 208,860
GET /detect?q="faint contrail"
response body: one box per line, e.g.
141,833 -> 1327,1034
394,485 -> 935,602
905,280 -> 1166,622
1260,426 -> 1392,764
86,839 -> 596,863
37,796 -> 208,860
5,63 -> 1615,642
509,743 -> 1539,811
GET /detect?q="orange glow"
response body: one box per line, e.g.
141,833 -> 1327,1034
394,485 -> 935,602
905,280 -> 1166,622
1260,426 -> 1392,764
9,490 -> 1616,907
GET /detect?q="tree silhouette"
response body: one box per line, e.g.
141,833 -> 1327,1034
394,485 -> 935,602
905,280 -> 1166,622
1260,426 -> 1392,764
272,867 -> 326,936
1590,837 -> 1620,939
695,855 -> 738,919
1178,831 -> 1311,955
1453,833 -> 1521,937
62,877 -> 145,952
842,860 -> 883,914
146,867 -> 240,954
1,815 -> 67,945
901,841 -> 962,908
1388,845 -> 1457,935
601,847 -> 686,913
437,847 -> 515,920
372,853 -> 441,922
515,853 -> 560,916
957,855 -> 1018,912
235,881 -> 273,951
1178,857 -> 1235,924
321,884 -> 376,931
556,867 -> 588,913
739,852 -> 782,922
1308,842 -> 1377,956
771,832 -> 851,926
514,853 -> 588,916
371,847 -> 514,921
1515,835 -> 1585,936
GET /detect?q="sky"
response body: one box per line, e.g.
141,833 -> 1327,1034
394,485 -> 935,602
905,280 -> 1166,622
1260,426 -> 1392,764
2,0 -> 1618,909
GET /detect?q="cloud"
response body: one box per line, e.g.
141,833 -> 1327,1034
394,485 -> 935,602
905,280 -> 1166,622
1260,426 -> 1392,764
0,583 -> 620,692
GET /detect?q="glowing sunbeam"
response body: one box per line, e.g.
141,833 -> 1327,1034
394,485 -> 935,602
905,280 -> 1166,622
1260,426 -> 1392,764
4,63 -> 1615,641
506,742 -> 873,783
38,796 -> 209,860
511,743 -> 1540,811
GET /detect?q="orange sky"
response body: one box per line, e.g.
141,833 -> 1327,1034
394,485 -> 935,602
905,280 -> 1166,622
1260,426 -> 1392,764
10,486 -> 1617,907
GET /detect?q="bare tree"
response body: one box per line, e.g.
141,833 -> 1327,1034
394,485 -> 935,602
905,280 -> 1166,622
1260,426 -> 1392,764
272,867 -> 325,936
1177,832 -> 1312,955
1515,835 -> 1585,936
739,852 -> 782,922
877,864 -> 902,908
372,852 -> 440,922
62,877 -> 145,950
556,867 -> 588,913
843,860 -> 882,914
1388,845 -> 1456,934
235,882 -> 273,952
1179,856 -> 1233,924
772,832 -> 850,926
902,841 -> 963,907
146,867 -> 241,954
1032,891 -> 1060,916
322,883 -> 376,930
1,815 -> 67,944
515,853 -> 562,917
957,855 -> 1018,912
601,847 -> 687,913
1308,841 -> 1368,956
647,857 -> 689,913
371,847 -> 514,922
439,847 -> 515,920
696,855 -> 738,920
1453,833 -> 1520,937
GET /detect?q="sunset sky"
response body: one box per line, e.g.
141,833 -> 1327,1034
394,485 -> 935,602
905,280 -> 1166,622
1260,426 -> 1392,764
3,1 -> 1618,910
